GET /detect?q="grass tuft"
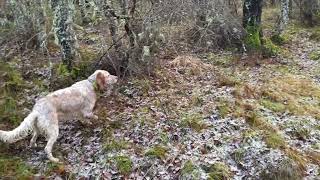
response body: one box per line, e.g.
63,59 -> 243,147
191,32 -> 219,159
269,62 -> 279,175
265,133 -> 286,149
0,156 -> 35,179
207,162 -> 232,180
114,155 -> 133,175
180,112 -> 207,132
104,139 -> 130,152
145,145 -> 168,160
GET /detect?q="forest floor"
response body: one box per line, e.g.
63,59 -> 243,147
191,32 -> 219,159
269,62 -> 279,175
1,11 -> 320,180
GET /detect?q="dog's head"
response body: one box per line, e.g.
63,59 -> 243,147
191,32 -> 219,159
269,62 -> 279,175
89,70 -> 118,91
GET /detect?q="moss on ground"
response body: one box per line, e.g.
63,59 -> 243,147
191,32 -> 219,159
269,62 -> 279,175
216,73 -> 240,87
0,155 -> 35,179
114,155 -> 133,175
181,160 -> 196,175
207,162 -> 232,180
270,34 -> 289,45
104,139 -> 130,152
216,98 -> 233,118
262,38 -> 281,57
180,112 -> 207,132
0,62 -> 26,125
226,72 -> 319,171
260,99 -> 286,113
145,145 -> 168,160
232,148 -> 245,164
309,50 -> 320,61
265,133 -> 286,149
180,160 -> 200,179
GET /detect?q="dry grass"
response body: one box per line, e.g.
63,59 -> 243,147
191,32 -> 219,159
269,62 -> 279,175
223,73 -> 320,171
169,55 -> 213,76
261,75 -> 320,118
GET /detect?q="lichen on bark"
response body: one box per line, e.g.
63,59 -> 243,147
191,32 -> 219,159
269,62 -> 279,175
52,0 -> 77,71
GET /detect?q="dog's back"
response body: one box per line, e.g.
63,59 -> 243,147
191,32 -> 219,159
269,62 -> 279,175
42,80 -> 96,114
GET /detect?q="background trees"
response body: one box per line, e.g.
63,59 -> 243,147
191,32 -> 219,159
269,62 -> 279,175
0,1 -> 320,179
0,0 -> 319,74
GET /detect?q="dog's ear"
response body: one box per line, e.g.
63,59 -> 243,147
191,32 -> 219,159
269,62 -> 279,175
96,72 -> 106,90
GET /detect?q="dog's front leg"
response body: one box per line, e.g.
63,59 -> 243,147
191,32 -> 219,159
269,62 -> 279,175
80,111 -> 97,125
83,111 -> 98,120
81,101 -> 98,124
82,105 -> 99,124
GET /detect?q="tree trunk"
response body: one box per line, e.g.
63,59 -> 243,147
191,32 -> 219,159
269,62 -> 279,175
243,0 -> 263,51
289,0 -> 293,18
276,0 -> 289,35
301,0 -> 320,27
52,0 -> 76,71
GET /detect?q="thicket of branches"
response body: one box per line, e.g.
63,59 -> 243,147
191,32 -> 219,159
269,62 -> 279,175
0,0 -> 319,77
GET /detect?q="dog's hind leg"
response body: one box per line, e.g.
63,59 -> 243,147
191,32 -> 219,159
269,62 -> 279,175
40,111 -> 60,163
44,124 -> 59,163
29,124 -> 40,147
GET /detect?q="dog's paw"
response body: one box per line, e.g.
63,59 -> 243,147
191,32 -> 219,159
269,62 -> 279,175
29,143 -> 37,148
49,157 -> 61,164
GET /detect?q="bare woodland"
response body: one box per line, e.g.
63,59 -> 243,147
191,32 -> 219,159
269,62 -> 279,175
0,0 -> 320,179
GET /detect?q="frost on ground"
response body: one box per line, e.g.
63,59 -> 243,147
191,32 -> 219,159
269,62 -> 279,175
1,25 -> 320,179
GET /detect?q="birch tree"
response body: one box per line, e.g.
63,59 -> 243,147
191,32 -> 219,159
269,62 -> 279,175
276,0 -> 289,35
52,0 -> 77,71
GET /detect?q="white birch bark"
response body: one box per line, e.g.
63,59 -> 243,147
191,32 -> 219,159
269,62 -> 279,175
276,0 -> 289,35
52,0 -> 77,70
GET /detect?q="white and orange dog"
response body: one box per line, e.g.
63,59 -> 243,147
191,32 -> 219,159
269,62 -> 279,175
0,70 -> 117,163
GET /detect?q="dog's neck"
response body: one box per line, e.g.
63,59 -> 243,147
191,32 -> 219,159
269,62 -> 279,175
87,78 -> 100,93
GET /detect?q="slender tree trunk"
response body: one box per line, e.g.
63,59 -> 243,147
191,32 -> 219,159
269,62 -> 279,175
276,0 -> 289,35
289,0 -> 293,18
52,0 -> 76,71
243,0 -> 263,51
301,0 -> 320,27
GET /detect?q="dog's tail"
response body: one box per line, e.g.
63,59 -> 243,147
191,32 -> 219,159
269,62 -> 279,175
0,111 -> 38,143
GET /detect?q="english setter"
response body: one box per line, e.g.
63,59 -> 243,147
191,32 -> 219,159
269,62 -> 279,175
0,70 -> 118,163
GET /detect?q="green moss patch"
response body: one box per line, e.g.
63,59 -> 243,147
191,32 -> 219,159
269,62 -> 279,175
180,160 -> 200,178
0,62 -> 26,125
309,50 -> 320,61
104,139 -> 130,152
270,34 -> 289,45
114,155 -> 133,175
260,99 -> 286,113
265,133 -> 286,149
206,162 -> 232,180
145,145 -> 168,160
180,112 -> 207,132
0,155 -> 35,179
262,38 -> 281,57
245,25 -> 262,51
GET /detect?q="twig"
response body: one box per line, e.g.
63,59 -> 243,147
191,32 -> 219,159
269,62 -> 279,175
94,33 -> 127,69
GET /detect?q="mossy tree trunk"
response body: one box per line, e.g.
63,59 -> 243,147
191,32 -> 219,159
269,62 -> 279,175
52,0 -> 77,71
243,0 -> 263,52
